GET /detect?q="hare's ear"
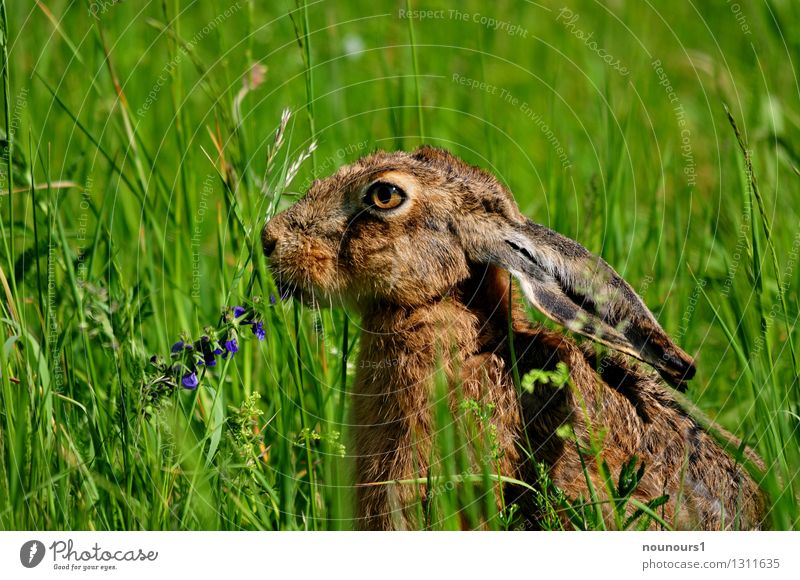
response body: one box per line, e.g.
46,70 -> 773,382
477,219 -> 696,388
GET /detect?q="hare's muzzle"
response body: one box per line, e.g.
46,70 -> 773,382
262,227 -> 277,258
260,207 -> 343,305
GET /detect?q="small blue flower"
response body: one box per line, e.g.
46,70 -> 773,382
214,348 -> 223,356
269,294 -> 277,305
171,341 -> 185,353
252,321 -> 266,341
225,338 -> 239,354
233,306 -> 246,318
203,350 -> 218,367
181,372 -> 199,389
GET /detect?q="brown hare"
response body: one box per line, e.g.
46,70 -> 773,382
262,145 -> 765,531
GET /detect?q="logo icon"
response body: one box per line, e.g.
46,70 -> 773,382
20,540 -> 46,568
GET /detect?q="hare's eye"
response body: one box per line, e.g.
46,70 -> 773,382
367,182 -> 406,210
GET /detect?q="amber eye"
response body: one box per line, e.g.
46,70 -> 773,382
367,182 -> 406,210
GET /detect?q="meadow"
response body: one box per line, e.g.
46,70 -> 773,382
0,0 -> 798,530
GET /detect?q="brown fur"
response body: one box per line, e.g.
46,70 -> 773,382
263,146 -> 766,530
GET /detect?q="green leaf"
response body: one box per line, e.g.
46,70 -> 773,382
204,385 -> 225,468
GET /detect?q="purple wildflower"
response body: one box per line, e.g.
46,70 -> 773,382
233,306 -> 246,318
252,321 -> 266,341
198,336 -> 219,367
181,372 -> 199,389
171,341 -> 185,353
269,294 -> 277,305
203,351 -> 218,367
225,338 -> 239,355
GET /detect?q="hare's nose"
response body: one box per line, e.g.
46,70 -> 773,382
262,225 -> 278,257
263,237 -> 276,257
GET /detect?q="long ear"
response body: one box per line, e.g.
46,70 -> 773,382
471,218 -> 696,388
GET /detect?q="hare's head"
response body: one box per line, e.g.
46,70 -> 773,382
263,146 -> 695,385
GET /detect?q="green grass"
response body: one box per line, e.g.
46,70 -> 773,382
1,0 -> 799,530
